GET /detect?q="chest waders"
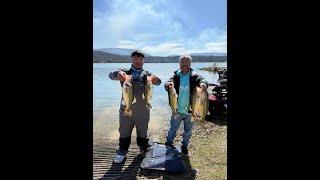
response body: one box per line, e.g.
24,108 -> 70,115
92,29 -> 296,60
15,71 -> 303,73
116,80 -> 150,155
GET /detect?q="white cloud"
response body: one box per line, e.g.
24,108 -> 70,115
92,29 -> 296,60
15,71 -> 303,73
93,0 -> 227,55
205,42 -> 227,53
93,0 -> 187,49
114,27 -> 227,56
132,33 -> 167,42
116,40 -> 144,49
185,27 -> 227,54
141,42 -> 187,56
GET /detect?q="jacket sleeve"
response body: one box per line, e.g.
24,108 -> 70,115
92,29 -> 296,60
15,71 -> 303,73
108,68 -> 128,81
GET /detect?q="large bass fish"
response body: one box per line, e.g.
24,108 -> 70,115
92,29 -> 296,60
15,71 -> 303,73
191,86 -> 209,121
122,75 -> 135,117
144,75 -> 153,110
168,86 -> 179,118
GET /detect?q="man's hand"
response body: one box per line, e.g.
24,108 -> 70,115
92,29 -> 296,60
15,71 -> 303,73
117,71 -> 127,82
150,75 -> 159,85
166,82 -> 174,89
200,83 -> 207,91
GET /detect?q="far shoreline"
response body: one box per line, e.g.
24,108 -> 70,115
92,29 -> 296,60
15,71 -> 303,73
93,61 -> 227,63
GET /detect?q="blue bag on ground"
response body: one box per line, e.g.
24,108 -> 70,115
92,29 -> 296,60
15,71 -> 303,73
140,143 -> 186,173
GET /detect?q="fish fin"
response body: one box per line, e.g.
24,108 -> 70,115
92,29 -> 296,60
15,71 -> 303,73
145,103 -> 152,110
191,114 -> 199,121
201,112 -> 206,120
121,99 -> 126,106
195,112 -> 203,120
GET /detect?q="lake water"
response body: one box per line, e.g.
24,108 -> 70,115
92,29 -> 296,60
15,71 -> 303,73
93,62 -> 227,144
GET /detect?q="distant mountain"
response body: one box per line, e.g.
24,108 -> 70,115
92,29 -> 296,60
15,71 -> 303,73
167,54 -> 180,57
93,48 -> 227,57
93,51 -> 131,63
93,50 -> 227,63
94,48 -> 151,56
191,53 -> 227,56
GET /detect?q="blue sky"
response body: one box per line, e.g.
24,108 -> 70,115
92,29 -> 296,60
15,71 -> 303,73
93,0 -> 227,56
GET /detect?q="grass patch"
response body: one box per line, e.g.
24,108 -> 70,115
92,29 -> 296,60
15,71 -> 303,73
188,120 -> 227,180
